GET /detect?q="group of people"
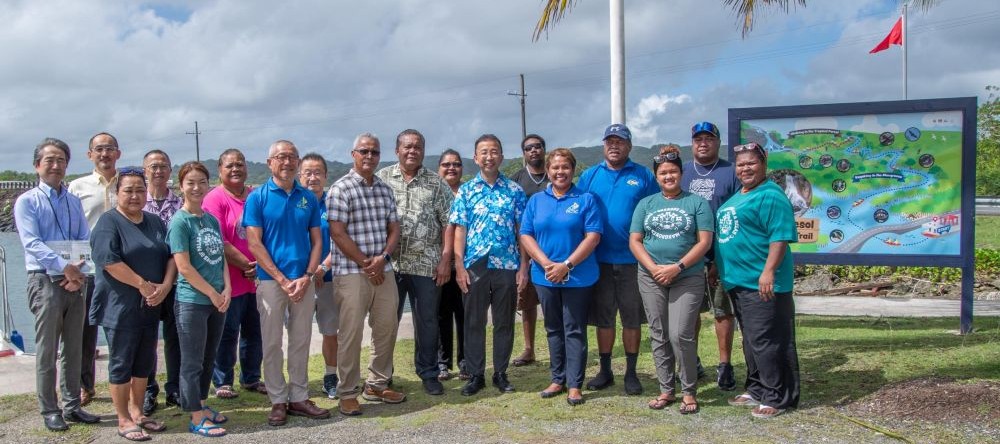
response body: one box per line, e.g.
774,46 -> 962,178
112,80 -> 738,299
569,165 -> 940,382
15,121 -> 800,440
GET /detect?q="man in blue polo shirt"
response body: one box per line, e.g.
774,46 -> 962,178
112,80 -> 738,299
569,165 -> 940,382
578,124 -> 659,395
244,140 -> 330,426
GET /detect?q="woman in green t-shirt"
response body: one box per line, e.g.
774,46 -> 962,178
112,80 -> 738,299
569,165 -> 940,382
169,162 -> 231,437
629,145 -> 714,414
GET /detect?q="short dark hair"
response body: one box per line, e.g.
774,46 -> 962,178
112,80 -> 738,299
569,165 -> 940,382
521,134 -> 546,150
653,144 -> 684,174
545,148 -> 576,171
301,153 -> 328,173
396,129 -> 425,149
217,148 -> 245,166
143,149 -> 170,165
115,167 -> 147,192
177,161 -> 209,184
33,138 -> 71,167
438,148 -> 461,164
474,134 -> 503,154
88,132 -> 118,149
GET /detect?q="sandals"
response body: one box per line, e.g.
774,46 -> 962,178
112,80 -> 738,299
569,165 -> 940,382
512,354 -> 535,367
118,426 -> 151,442
136,417 -> 166,432
203,406 -> 227,424
189,417 -> 227,438
242,382 -> 268,395
679,399 -> 700,415
214,385 -> 239,399
647,394 -> 676,410
728,393 -> 760,407
751,405 -> 786,419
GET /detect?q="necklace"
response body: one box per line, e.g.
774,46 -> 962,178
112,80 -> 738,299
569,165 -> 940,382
117,208 -> 144,224
526,167 -> 547,186
224,184 -> 248,199
693,159 -> 720,177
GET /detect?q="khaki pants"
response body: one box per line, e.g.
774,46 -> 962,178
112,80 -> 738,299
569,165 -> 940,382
335,272 -> 399,399
257,280 -> 315,404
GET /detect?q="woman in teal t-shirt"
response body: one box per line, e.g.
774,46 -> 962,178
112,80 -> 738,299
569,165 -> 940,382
716,142 -> 799,419
629,146 -> 714,414
168,162 -> 231,437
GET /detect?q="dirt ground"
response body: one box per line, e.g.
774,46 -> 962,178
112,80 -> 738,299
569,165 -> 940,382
847,377 -> 1000,425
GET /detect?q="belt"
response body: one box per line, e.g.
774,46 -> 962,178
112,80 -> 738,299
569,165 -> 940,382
27,269 -> 47,275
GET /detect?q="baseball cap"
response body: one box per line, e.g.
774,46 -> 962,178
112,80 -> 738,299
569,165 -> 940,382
691,121 -> 720,138
603,123 -> 632,141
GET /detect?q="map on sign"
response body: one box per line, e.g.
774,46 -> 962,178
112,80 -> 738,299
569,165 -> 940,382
739,110 -> 963,255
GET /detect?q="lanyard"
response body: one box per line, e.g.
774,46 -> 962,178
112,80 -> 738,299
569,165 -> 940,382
40,187 -> 72,241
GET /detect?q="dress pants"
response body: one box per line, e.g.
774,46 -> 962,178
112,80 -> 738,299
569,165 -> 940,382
731,287 -> 800,409
335,272 -> 399,399
638,271 -> 703,396
257,280 -> 315,404
395,273 -> 441,380
463,258 -> 516,377
437,272 -> 465,372
28,273 -> 84,416
536,284 -> 591,389
80,276 -> 98,392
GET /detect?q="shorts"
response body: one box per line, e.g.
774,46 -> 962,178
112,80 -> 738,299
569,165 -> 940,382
588,263 -> 646,329
104,325 -> 158,385
315,280 -> 340,336
516,281 -> 539,311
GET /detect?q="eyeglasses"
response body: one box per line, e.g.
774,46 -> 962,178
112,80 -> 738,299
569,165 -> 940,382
733,142 -> 767,158
522,143 -> 544,152
118,166 -> 145,177
652,151 -> 679,163
439,162 -> 462,168
300,169 -> 325,177
269,153 -> 299,163
91,144 -> 119,154
146,163 -> 170,172
354,149 -> 381,157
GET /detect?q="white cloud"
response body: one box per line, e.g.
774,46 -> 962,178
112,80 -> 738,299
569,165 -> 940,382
851,115 -> 900,134
794,117 -> 840,130
628,93 -> 691,144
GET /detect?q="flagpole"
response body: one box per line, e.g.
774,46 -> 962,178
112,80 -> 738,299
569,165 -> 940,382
902,4 -> 908,99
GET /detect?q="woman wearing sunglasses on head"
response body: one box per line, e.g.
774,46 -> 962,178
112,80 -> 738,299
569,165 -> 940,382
90,167 -> 176,441
629,145 -> 714,414
716,142 -> 799,419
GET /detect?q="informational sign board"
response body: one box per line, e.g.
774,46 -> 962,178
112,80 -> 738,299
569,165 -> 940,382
729,98 -> 977,333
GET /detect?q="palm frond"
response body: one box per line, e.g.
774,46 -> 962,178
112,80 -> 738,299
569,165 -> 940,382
724,0 -> 807,38
532,0 -> 578,42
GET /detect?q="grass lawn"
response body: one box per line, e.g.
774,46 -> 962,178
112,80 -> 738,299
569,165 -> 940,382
977,215 -> 1000,249
2,315 -> 999,443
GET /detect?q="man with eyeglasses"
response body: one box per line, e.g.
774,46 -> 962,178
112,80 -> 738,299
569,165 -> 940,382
578,124 -> 659,396
328,132 -> 404,415
244,140 -> 330,426
15,138 -> 102,431
375,129 -> 453,396
507,134 -> 548,368
140,150 -> 183,415
680,121 -> 742,392
68,131 -> 122,407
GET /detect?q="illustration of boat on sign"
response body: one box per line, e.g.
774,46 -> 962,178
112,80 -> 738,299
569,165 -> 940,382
922,214 -> 960,238
853,198 -> 864,207
882,238 -> 901,246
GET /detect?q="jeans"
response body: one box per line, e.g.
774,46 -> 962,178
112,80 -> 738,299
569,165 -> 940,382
175,301 -> 225,412
212,292 -> 263,388
395,273 -> 441,380
536,285 -> 592,389
146,287 -> 180,398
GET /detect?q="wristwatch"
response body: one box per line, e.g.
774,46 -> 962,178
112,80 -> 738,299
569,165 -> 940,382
319,263 -> 329,273
305,271 -> 315,278
563,260 -> 575,271
676,261 -> 687,271
383,253 -> 392,263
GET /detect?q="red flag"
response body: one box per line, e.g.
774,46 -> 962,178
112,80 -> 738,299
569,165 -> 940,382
870,17 -> 903,54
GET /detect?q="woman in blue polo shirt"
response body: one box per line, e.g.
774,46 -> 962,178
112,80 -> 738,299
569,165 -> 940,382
716,142 -> 799,419
629,145 -> 713,414
520,148 -> 602,406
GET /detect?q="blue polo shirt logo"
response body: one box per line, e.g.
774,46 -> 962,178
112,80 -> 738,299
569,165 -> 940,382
627,178 -> 639,186
717,207 -> 740,243
566,202 -> 580,214
296,196 -> 310,210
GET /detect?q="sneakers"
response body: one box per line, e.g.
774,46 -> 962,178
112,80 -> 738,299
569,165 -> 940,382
492,373 -> 515,393
461,375 -> 486,396
423,378 -> 445,396
623,373 -> 643,395
362,384 -> 406,404
323,373 -> 339,399
717,362 -> 737,391
586,371 -> 615,391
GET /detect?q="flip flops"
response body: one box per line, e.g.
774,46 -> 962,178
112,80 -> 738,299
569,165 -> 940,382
137,417 -> 166,433
647,395 -> 676,410
189,417 -> 227,438
117,426 -> 151,442
728,393 -> 760,407
751,405 -> 786,419
679,400 -> 700,415
214,385 -> 239,399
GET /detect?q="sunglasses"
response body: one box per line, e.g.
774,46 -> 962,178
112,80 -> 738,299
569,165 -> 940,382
439,162 -> 462,168
692,121 -> 719,137
733,142 -> 767,158
522,143 -> 544,152
118,166 -> 145,177
354,149 -> 381,157
652,151 -> 680,164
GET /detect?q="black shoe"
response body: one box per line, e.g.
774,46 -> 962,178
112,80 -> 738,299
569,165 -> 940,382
717,362 -> 737,391
623,373 -> 643,395
586,371 -> 615,391
423,378 -> 445,396
164,392 -> 179,407
64,409 -> 100,424
696,356 -> 707,379
492,373 -> 515,393
142,392 -> 158,416
323,373 -> 339,399
461,375 -> 485,396
43,413 -> 69,431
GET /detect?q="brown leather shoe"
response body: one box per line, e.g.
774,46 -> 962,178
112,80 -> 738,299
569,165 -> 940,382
287,399 -> 331,419
362,384 -> 406,404
267,403 -> 288,426
339,398 -> 362,416
80,388 -> 95,407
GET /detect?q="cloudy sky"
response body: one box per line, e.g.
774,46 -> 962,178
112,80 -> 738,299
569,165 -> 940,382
3,0 -> 997,173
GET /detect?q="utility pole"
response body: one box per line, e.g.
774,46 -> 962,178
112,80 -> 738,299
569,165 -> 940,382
507,74 -> 527,142
186,121 -> 201,163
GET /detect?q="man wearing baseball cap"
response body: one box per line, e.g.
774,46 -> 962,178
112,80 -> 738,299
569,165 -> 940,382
680,121 -> 742,392
577,123 -> 659,395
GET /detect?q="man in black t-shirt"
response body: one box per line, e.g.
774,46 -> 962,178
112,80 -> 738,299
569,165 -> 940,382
508,134 -> 548,367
